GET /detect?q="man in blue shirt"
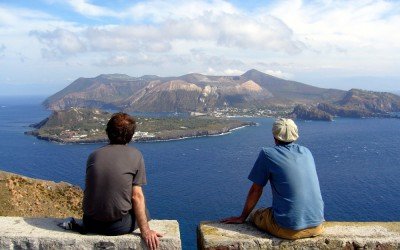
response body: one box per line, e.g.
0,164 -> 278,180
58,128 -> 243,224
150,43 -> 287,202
222,118 -> 324,239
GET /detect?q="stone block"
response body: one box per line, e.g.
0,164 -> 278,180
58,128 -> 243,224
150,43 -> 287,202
0,217 -> 181,249
198,221 -> 400,249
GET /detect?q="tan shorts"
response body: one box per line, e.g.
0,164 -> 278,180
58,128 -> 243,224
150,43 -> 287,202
250,207 -> 324,240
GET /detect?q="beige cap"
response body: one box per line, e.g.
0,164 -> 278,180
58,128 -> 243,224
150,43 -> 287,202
272,118 -> 299,142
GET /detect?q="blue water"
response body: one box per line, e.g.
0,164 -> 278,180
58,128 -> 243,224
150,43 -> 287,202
1,96 -> 400,249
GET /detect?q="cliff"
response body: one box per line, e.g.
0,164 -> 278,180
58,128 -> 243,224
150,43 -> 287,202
0,171 -> 82,218
339,88 -> 400,112
291,104 -> 333,121
291,89 -> 400,120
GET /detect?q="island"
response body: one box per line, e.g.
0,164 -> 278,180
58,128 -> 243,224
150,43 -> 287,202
291,89 -> 400,121
25,108 -> 256,143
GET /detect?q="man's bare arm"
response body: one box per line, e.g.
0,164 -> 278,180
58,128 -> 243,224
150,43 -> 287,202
221,183 -> 264,223
132,186 -> 162,250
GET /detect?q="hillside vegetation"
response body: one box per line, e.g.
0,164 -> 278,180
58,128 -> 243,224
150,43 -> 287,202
26,108 -> 256,143
0,171 -> 82,218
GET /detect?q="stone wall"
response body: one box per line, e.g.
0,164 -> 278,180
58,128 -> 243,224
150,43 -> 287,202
2,217 -> 400,249
198,221 -> 400,249
0,217 -> 181,250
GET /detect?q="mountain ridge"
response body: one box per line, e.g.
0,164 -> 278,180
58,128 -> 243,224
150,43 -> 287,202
43,69 -> 400,117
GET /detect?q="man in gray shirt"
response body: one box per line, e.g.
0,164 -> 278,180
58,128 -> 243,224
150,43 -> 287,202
83,113 -> 161,250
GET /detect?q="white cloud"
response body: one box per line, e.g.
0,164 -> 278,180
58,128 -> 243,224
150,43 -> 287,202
265,70 -> 293,79
95,53 -> 192,68
1,0 -> 400,91
0,6 -> 54,27
97,55 -> 130,67
30,29 -> 86,58
26,0 -> 305,58
217,14 -> 304,53
124,0 -> 238,22
145,42 -> 172,53
268,0 -> 400,56
223,69 -> 244,76
203,68 -> 244,76
65,0 -> 119,18
0,44 -> 5,57
84,26 -> 173,53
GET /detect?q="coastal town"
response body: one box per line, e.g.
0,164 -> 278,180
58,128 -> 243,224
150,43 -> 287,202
26,108 -> 256,143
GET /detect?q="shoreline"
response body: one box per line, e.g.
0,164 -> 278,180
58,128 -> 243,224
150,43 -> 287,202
25,123 -> 256,144
137,123 -> 257,143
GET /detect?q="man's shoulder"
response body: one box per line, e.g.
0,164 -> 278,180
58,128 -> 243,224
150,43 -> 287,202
261,146 -> 275,155
259,146 -> 280,161
292,144 -> 312,154
91,144 -> 143,157
126,145 -> 143,157
262,144 -> 312,155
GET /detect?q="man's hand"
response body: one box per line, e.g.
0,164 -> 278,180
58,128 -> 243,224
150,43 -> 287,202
132,186 -> 163,249
220,216 -> 246,224
220,183 -> 263,225
141,229 -> 163,250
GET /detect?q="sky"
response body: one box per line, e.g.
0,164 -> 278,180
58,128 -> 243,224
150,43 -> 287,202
0,0 -> 399,95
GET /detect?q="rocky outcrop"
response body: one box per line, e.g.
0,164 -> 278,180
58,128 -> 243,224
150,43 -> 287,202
0,171 -> 82,218
292,104 -> 333,121
290,88 -> 400,121
317,103 -> 374,118
198,221 -> 400,250
339,89 -> 400,113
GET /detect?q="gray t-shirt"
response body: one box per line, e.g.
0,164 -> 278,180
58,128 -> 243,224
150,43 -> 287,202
83,144 -> 147,221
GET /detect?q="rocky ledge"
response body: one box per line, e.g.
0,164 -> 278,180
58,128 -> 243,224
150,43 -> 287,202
0,171 -> 82,218
0,217 -> 181,250
198,221 -> 400,249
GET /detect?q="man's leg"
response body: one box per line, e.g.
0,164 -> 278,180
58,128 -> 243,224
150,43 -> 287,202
250,207 -> 324,240
83,213 -> 134,236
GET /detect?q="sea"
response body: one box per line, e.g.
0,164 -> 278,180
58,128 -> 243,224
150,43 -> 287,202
1,96 -> 400,249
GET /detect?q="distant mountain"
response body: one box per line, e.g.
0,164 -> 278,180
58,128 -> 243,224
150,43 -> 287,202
43,69 -> 346,112
43,70 -> 400,118
337,89 -> 400,113
292,89 -> 400,119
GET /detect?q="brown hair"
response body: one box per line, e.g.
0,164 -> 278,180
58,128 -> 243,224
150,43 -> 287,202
106,113 -> 136,144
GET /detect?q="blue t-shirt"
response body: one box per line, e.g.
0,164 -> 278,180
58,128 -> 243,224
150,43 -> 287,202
248,143 -> 324,230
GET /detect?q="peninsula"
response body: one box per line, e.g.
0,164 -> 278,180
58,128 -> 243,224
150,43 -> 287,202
26,108 -> 256,143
